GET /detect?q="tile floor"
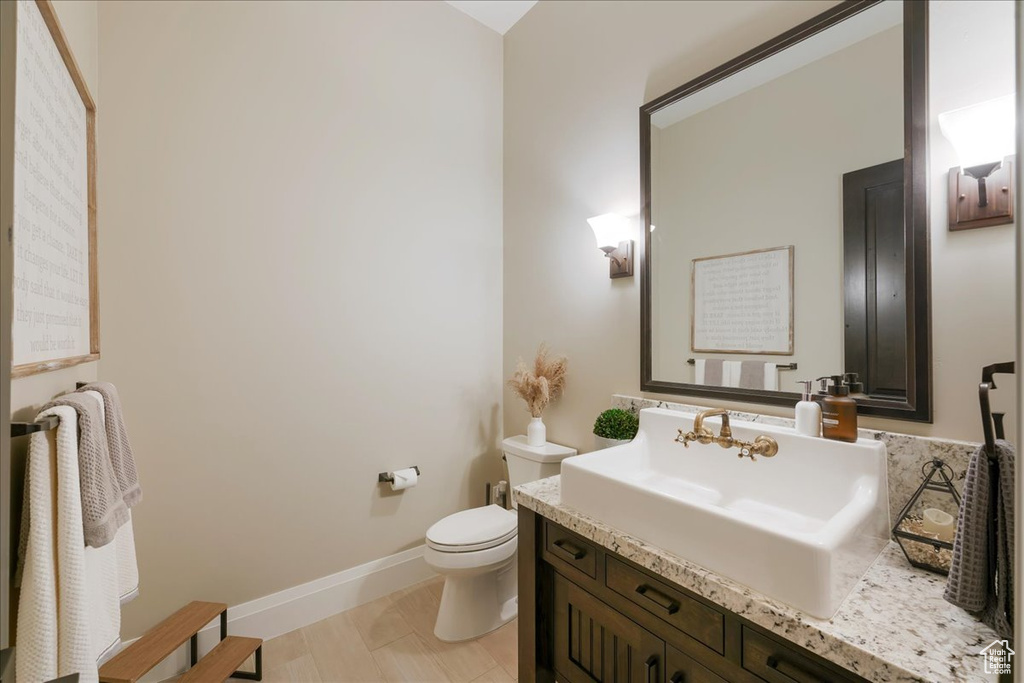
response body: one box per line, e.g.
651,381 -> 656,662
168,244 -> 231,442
203,577 -> 518,683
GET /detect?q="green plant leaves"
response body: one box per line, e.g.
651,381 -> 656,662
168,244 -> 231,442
593,408 -> 639,440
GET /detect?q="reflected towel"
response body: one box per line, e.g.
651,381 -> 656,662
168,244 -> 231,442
944,440 -> 1015,639
736,361 -> 780,391
696,359 -> 724,386
723,361 -> 742,387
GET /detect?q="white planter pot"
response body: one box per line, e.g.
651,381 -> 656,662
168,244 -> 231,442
594,435 -> 631,451
527,417 -> 546,447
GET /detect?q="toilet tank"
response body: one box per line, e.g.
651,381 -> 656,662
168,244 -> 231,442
502,436 -> 577,508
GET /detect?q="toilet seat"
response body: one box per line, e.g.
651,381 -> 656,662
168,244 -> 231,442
426,504 -> 517,553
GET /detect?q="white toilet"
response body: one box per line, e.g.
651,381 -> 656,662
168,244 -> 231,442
424,436 -> 576,642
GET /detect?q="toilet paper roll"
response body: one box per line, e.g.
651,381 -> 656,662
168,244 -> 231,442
390,467 -> 418,491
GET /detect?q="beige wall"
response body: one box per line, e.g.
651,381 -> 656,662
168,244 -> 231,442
503,0 -> 1016,449
96,0 -> 503,638
927,0 -> 1017,442
4,0 -> 100,645
651,25 -> 903,385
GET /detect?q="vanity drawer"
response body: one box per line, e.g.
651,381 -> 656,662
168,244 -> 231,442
544,521 -> 598,579
667,645 -> 728,683
605,556 -> 724,654
741,627 -> 849,683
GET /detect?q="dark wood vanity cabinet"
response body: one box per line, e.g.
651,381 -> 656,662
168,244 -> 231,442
554,573 -> 663,683
519,508 -> 868,683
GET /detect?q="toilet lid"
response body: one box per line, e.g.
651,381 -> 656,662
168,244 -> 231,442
426,505 -> 517,552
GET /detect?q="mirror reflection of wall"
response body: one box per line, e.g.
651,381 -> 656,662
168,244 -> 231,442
649,3 -> 903,391
930,0 -> 1017,442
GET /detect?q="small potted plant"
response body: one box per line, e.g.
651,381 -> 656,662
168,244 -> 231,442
508,344 -> 568,446
593,408 -> 639,450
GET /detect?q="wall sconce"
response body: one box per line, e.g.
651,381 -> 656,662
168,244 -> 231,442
938,94 -> 1015,231
587,213 -> 633,278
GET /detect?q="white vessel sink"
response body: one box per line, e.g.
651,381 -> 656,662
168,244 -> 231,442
560,408 -> 890,618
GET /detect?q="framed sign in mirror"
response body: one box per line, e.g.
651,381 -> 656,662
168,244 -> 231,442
691,246 -> 794,356
640,0 -> 931,421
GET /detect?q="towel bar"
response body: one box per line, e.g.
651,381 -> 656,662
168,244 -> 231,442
9,381 -> 91,438
686,358 -> 797,370
10,415 -> 60,437
979,361 -> 1014,458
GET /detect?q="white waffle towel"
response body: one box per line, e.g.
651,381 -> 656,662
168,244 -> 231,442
17,405 -> 98,682
16,393 -> 135,681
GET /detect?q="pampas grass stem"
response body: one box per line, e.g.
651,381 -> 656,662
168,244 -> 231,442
508,344 -> 568,418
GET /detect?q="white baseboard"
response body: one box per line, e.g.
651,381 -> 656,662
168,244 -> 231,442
135,545 -> 434,682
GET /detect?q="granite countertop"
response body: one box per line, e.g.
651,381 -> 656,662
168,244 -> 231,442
515,476 -> 1001,683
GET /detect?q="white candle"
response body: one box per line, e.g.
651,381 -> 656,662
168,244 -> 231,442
923,508 -> 956,542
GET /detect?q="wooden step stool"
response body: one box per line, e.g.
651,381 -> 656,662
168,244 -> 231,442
99,601 -> 262,683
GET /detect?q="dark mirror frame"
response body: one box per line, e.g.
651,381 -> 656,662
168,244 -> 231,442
640,0 -> 931,422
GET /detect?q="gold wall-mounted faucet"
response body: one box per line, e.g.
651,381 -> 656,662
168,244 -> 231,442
675,408 -> 779,461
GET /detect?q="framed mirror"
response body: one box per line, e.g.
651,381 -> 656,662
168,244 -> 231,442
640,0 -> 930,421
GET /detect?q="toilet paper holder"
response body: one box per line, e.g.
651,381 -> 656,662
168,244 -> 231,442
378,466 -> 421,483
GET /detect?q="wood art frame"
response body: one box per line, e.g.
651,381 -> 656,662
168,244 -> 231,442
640,0 -> 931,422
11,0 -> 99,378
690,245 -> 795,356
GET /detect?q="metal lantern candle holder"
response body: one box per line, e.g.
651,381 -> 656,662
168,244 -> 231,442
891,459 -> 961,574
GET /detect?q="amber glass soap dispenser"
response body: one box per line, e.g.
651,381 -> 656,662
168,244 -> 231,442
818,375 -> 858,442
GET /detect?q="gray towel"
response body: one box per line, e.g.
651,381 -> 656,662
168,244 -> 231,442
738,361 -> 765,390
703,360 -> 724,386
944,440 -> 1015,639
80,382 -> 142,509
45,393 -> 130,548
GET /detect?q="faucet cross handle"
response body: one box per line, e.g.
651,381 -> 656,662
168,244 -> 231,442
675,428 -> 703,447
736,436 -> 779,461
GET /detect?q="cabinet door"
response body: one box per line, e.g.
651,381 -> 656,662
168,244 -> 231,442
554,572 -> 664,683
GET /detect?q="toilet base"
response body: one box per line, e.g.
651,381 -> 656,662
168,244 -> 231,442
433,561 -> 518,642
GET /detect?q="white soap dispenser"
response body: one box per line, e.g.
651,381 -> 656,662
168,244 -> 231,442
795,380 -> 822,437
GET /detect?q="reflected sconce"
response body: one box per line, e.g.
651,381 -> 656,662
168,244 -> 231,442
587,213 -> 634,278
938,94 -> 1015,231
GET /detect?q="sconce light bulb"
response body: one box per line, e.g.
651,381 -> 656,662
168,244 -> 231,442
587,213 -> 632,251
938,93 -> 1016,168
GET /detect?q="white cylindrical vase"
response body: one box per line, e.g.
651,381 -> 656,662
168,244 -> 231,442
594,435 -> 631,451
527,417 -> 546,447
